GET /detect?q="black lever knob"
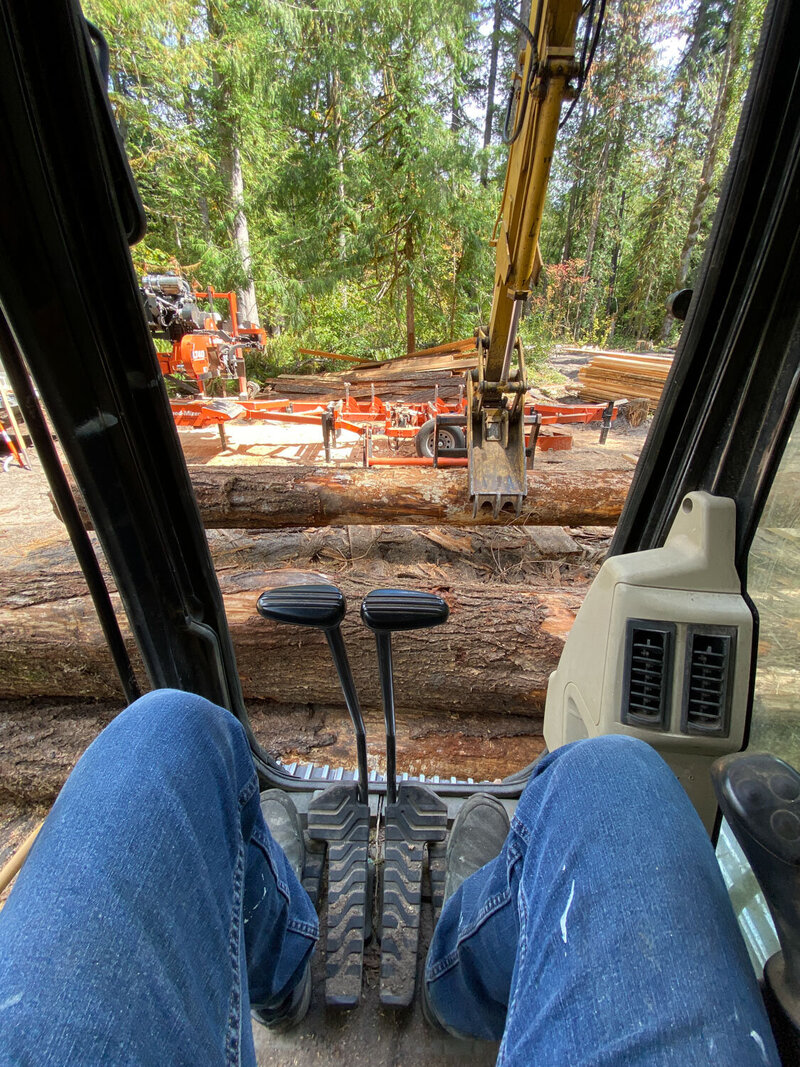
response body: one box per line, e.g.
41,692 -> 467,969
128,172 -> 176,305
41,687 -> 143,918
361,589 -> 448,804
712,752 -> 800,1056
360,589 -> 449,633
257,583 -> 346,631
257,582 -> 367,806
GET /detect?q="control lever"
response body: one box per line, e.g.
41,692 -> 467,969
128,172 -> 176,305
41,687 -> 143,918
257,583 -> 368,803
360,589 -> 449,804
257,582 -> 370,1007
712,752 -> 800,1061
360,589 -> 449,1007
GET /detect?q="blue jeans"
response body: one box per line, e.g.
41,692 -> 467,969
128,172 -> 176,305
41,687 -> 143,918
0,690 -> 318,1066
425,735 -> 780,1065
0,692 -> 779,1065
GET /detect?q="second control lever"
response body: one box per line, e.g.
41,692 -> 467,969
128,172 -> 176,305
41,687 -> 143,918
360,589 -> 449,802
361,588 -> 450,1007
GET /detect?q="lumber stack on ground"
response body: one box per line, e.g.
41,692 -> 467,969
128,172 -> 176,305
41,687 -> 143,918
576,351 -> 672,410
260,348 -> 478,403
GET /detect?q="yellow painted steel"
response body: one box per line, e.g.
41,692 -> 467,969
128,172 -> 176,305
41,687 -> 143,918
467,0 -> 580,514
485,0 -> 581,382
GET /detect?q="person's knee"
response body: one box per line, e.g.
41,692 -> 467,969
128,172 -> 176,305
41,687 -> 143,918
105,689 -> 246,773
527,735 -> 683,818
124,687 -> 232,733
556,733 -> 668,778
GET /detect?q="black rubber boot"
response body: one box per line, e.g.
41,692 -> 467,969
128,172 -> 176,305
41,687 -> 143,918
443,793 -> 510,901
422,793 -> 510,1034
259,788 -> 305,882
252,963 -> 312,1033
252,790 -> 311,1031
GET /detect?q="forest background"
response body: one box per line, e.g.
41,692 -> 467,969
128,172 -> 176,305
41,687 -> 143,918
85,0 -> 766,375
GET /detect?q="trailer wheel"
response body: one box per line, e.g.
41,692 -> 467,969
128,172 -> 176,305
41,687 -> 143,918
414,419 -> 466,458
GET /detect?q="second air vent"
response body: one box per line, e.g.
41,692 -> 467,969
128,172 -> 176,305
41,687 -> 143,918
621,620 -> 675,730
681,625 -> 736,737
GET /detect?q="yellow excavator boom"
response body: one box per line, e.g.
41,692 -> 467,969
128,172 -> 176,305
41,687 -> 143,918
469,0 -> 582,516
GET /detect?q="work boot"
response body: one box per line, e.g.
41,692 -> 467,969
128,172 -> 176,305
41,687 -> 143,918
259,788 -> 305,882
443,793 -> 510,901
422,793 -> 510,1034
252,790 -> 311,1032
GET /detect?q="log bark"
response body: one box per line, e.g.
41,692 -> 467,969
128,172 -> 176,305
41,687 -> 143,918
0,565 -> 585,716
185,466 -> 632,529
0,698 -> 546,807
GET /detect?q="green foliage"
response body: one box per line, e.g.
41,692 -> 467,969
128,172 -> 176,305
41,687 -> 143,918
85,0 -> 766,362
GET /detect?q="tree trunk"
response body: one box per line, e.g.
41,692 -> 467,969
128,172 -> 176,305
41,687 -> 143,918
206,2 -> 260,327
624,0 -> 713,317
661,3 -> 742,339
183,465 -> 632,528
560,95 -> 590,262
331,69 -> 347,266
63,464 -> 632,529
481,1 -> 503,186
576,131 -> 611,330
198,195 -> 211,241
405,227 -> 415,354
228,142 -> 259,325
606,189 -> 626,337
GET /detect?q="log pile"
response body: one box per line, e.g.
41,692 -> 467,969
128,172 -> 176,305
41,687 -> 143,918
260,346 -> 477,404
576,350 -> 673,410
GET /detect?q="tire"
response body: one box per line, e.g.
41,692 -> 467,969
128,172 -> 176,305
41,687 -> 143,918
414,418 -> 466,458
246,379 -> 262,399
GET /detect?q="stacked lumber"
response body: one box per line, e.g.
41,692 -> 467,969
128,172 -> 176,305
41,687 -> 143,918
576,351 -> 672,410
260,347 -> 478,404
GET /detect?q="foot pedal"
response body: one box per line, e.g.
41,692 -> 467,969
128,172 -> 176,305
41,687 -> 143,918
307,782 -> 370,1008
380,782 -> 447,1007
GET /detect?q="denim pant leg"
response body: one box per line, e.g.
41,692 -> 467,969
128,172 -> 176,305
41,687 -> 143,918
425,735 -> 780,1065
0,689 -> 318,1067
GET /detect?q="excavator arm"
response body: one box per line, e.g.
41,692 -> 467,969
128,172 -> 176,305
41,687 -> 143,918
469,0 -> 582,516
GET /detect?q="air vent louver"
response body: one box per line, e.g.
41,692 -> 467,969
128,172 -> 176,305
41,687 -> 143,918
621,620 -> 675,730
681,626 -> 736,737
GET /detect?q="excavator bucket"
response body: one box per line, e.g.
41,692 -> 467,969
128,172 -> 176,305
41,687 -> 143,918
467,390 -> 527,518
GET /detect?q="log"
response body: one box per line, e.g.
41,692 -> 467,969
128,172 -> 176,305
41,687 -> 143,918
61,467 -> 631,529
206,524 -> 591,580
185,465 -> 633,528
0,564 -> 586,715
4,524 -> 597,598
0,698 -> 546,807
